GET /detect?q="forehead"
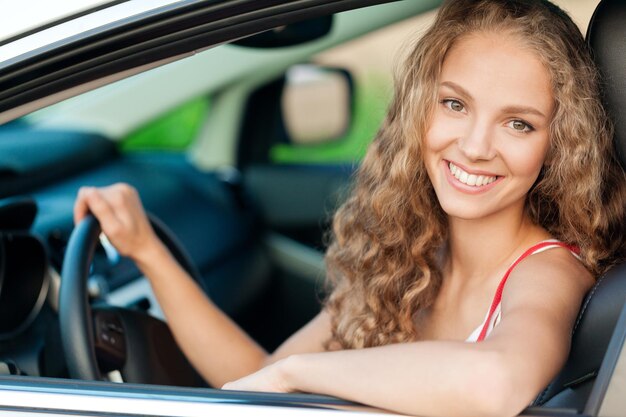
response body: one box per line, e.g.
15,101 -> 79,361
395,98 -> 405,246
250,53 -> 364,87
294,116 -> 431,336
439,32 -> 554,114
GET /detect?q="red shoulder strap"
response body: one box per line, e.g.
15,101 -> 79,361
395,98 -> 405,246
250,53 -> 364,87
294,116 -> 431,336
476,241 -> 579,342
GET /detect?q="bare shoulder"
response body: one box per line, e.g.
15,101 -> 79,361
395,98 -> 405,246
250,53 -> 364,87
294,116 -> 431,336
509,247 -> 593,293
502,246 -> 594,319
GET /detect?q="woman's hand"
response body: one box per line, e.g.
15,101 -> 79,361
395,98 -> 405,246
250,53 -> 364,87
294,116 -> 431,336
221,357 -> 297,393
73,183 -> 160,264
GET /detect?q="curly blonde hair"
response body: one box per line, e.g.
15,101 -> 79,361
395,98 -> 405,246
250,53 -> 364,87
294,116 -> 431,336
324,0 -> 626,350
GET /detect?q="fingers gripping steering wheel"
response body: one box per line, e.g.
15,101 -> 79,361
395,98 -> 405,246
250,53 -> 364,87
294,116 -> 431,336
59,214 -> 202,385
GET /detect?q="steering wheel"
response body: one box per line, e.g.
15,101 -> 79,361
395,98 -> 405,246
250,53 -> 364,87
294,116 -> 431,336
59,214 -> 203,385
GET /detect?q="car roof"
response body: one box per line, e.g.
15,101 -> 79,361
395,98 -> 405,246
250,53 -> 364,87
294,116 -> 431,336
0,0 -> 113,43
0,0 -> 181,61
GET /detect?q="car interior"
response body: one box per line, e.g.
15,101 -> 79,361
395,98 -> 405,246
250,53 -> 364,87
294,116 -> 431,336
0,0 -> 623,415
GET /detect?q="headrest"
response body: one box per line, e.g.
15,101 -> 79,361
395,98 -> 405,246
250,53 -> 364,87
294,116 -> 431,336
586,0 -> 626,168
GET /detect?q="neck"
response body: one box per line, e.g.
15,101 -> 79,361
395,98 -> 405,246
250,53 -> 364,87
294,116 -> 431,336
445,202 -> 544,283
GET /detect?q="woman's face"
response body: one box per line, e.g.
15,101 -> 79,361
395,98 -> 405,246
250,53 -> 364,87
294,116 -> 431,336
423,32 -> 554,222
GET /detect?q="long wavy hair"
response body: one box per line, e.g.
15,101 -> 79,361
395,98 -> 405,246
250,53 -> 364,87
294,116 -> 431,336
324,0 -> 626,350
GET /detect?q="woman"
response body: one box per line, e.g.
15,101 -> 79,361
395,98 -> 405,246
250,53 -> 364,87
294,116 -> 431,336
74,0 -> 626,416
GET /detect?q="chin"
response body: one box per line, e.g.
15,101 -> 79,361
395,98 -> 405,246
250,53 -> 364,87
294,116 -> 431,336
436,199 -> 491,220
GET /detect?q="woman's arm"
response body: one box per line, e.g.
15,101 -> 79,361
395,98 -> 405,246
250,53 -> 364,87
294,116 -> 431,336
74,184 -> 331,387
224,249 -> 593,417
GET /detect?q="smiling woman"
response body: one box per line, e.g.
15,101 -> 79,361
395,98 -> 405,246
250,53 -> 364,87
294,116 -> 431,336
68,1 -> 626,417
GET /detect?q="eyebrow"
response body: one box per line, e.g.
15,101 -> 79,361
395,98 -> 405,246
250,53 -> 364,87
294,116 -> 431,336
439,81 -> 548,119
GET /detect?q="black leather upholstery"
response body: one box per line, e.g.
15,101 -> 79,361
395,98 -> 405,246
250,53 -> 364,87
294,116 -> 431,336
535,0 -> 626,411
587,0 -> 626,168
536,264 -> 626,410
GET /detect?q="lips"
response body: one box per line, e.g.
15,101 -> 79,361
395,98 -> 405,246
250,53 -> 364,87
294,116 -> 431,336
447,161 -> 498,187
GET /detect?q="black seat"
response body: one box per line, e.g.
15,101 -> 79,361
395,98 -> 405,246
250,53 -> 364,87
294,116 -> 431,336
535,265 -> 626,410
532,0 -> 626,411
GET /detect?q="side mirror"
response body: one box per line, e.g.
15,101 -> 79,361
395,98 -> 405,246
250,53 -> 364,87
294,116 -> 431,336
280,64 -> 354,145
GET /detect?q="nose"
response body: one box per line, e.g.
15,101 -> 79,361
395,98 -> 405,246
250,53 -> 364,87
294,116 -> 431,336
457,119 -> 496,161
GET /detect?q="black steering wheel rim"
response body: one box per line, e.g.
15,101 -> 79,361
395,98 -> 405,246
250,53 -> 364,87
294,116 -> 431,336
59,213 -> 203,381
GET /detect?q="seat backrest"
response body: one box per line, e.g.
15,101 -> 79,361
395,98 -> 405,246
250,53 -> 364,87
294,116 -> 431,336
534,0 -> 626,411
588,0 -> 626,166
535,265 -> 626,410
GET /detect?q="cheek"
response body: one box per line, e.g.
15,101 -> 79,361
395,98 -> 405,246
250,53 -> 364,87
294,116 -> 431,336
504,140 -> 550,179
424,112 -> 460,154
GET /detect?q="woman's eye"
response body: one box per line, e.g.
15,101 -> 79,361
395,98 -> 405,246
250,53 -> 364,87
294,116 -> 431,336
508,120 -> 534,133
442,99 -> 465,113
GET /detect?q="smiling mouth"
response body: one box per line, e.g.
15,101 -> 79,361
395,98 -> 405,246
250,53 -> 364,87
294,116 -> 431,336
448,162 -> 499,187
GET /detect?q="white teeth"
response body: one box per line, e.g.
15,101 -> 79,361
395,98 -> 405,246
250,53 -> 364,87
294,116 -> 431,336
448,162 -> 497,187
